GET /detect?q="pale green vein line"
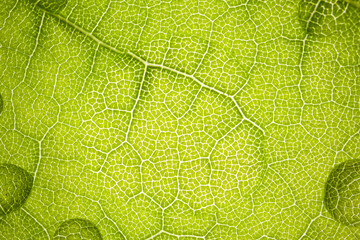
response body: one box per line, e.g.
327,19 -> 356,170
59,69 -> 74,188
304,0 -> 322,33
21,208 -> 50,240
14,13 -> 45,90
145,230 -> 205,240
40,7 -> 125,54
39,7 -> 265,136
10,10 -> 45,131
128,51 -> 265,135
76,43 -> 100,98
90,0 -> 112,35
0,0 -> 19,30
125,64 -> 148,142
298,205 -> 324,240
96,202 -> 128,240
30,14 -> 48,182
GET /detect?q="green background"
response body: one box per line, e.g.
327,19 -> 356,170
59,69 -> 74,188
0,0 -> 359,239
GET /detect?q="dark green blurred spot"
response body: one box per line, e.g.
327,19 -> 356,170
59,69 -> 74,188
324,159 -> 360,227
0,163 -> 33,216
345,0 -> 360,8
299,0 -> 349,36
54,218 -> 103,240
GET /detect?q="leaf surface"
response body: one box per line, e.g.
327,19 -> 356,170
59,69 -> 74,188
0,0 -> 359,239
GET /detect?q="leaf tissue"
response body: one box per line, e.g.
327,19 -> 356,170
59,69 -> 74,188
0,0 -> 359,239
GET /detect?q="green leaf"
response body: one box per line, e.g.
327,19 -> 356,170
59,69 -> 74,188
0,0 -> 359,239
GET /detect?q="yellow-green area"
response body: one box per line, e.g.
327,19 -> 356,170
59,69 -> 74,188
0,0 -> 359,239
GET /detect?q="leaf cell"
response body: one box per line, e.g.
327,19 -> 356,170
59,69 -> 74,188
0,163 -> 33,216
54,218 -> 102,240
324,159 -> 360,226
